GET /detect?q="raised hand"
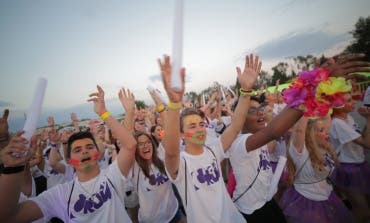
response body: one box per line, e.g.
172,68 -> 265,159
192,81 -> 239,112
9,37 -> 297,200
325,54 -> 370,79
236,54 -> 262,90
158,55 -> 185,103
118,87 -> 135,113
47,116 -> 55,127
70,113 -> 78,122
0,131 -> 30,167
87,85 -> 107,115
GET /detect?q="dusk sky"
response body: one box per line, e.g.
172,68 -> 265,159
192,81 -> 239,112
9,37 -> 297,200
1,0 -> 369,131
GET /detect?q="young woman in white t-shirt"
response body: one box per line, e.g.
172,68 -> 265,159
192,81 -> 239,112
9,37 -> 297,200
329,93 -> 370,223
280,117 -> 352,223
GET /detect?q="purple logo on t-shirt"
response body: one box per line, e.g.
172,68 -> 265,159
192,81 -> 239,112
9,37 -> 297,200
190,158 -> 220,191
71,181 -> 112,218
146,172 -> 169,191
258,150 -> 271,171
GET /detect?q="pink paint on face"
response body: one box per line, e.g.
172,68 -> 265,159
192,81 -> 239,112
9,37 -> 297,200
93,151 -> 100,161
69,158 -> 81,168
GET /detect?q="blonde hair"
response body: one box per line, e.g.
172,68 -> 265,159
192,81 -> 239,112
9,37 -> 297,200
286,118 -> 338,185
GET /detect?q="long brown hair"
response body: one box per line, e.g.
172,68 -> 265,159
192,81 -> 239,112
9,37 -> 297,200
134,131 -> 166,178
286,118 -> 338,185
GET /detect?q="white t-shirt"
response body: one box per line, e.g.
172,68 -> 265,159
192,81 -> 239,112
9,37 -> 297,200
228,134 -> 274,215
330,116 -> 365,163
289,143 -> 334,201
19,177 -> 45,223
44,160 -> 70,189
268,137 -> 287,162
130,162 -> 178,223
98,149 -> 111,170
162,138 -> 245,223
31,161 -> 132,223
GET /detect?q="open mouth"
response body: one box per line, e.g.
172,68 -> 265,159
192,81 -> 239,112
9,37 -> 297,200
81,157 -> 91,163
143,149 -> 151,154
257,118 -> 265,123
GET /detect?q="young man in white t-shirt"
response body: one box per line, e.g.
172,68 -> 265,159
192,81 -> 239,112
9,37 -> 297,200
158,54 -> 261,222
0,85 -> 137,223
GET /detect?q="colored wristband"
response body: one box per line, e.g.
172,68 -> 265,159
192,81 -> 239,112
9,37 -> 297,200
239,88 -> 256,97
167,101 -> 182,110
100,111 -> 111,121
156,104 -> 166,113
50,143 -> 58,149
0,165 -> 25,174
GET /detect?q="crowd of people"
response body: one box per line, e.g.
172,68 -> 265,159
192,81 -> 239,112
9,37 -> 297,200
0,53 -> 370,223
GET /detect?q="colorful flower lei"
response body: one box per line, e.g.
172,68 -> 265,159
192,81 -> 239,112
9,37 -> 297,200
283,68 -> 352,117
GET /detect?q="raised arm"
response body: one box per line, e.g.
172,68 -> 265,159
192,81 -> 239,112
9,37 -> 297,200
70,113 -> 80,133
0,109 -> 10,149
221,54 -> 261,151
149,89 -> 167,124
246,53 -> 370,151
158,55 -> 185,179
118,87 -> 136,134
87,85 -> 136,177
0,131 -> 44,223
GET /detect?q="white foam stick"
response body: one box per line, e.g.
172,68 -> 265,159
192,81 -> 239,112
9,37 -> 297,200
147,85 -> 167,104
268,156 -> 287,200
17,78 -> 47,155
220,86 -> 227,104
171,0 -> 184,91
202,93 -> 206,105
227,86 -> 236,97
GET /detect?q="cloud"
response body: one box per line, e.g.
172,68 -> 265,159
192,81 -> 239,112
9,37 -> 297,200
252,30 -> 352,60
148,74 -> 162,82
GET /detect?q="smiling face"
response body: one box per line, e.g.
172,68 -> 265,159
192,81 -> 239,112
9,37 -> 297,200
137,134 -> 153,160
68,138 -> 100,171
152,125 -> 164,141
243,100 -> 267,134
181,114 -> 207,146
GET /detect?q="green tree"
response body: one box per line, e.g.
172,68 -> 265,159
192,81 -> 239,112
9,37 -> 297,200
344,16 -> 370,61
271,62 -> 289,85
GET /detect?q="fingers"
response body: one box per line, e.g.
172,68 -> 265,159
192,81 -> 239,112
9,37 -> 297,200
180,67 -> 186,92
2,109 -> 9,120
337,53 -> 366,64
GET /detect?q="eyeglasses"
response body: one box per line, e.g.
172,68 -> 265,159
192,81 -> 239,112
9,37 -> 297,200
248,106 -> 266,115
138,140 -> 152,148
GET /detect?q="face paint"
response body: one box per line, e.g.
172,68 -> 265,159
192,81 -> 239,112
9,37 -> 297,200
159,130 -> 165,138
183,115 -> 203,126
69,158 -> 81,168
93,151 -> 100,161
84,164 -> 91,169
185,131 -> 206,145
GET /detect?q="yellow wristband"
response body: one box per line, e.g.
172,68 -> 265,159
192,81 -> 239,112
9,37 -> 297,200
239,88 -> 257,97
156,104 -> 166,113
167,101 -> 182,110
100,111 -> 111,121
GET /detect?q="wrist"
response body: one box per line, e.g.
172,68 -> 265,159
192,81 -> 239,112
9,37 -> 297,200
167,101 -> 182,110
156,104 -> 166,113
239,88 -> 256,97
100,111 -> 111,121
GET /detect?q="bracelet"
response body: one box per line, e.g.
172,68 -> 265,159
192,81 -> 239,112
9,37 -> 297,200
167,101 -> 182,110
100,111 -> 111,121
156,104 -> 166,113
0,134 -> 9,142
0,165 -> 25,174
239,88 -> 256,97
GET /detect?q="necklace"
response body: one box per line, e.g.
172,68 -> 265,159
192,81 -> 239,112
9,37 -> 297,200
76,173 -> 101,203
